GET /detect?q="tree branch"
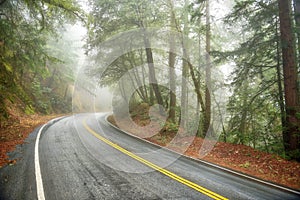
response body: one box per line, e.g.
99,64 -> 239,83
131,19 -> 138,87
42,0 -> 86,23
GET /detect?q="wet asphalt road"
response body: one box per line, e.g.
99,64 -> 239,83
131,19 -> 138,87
0,113 -> 300,200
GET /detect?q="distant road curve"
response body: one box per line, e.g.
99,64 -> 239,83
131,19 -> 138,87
0,113 -> 299,200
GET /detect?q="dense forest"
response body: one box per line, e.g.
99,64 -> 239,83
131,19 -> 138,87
1,0 -> 299,161
0,0 -> 84,119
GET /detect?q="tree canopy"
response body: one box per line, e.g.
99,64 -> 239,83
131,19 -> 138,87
0,0 -> 84,120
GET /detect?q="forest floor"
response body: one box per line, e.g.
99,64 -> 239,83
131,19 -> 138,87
0,114 -> 62,168
0,101 -> 63,168
107,105 -> 300,190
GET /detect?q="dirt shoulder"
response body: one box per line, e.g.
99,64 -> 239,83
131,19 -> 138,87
0,114 -> 63,168
107,115 -> 300,190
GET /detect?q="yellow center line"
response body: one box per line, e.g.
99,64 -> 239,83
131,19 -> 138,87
83,120 -> 229,200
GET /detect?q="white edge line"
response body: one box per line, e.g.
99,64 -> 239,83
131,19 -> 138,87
104,114 -> 300,196
34,116 -> 66,200
35,123 -> 46,200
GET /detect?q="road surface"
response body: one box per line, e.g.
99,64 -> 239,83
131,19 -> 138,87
1,113 -> 299,199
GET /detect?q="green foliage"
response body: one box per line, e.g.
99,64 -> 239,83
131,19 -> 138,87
50,94 -> 72,113
239,161 -> 251,168
283,149 -> 300,161
129,102 -> 150,119
221,0 -> 287,155
0,0 -> 83,118
87,0 -> 166,48
86,0 -> 296,160
163,121 -> 179,133
296,112 -> 300,120
25,105 -> 35,115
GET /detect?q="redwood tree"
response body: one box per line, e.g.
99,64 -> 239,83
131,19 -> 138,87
168,0 -> 176,123
278,0 -> 300,160
204,0 -> 211,136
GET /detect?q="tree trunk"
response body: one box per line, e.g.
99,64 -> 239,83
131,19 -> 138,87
143,30 -> 165,113
48,67 -> 57,88
129,55 -> 147,102
278,0 -> 300,160
203,0 -> 211,136
293,0 -> 300,67
179,0 -> 190,129
238,79 -> 249,145
168,0 -> 176,123
213,92 -> 227,142
196,15 -> 203,137
276,18 -> 287,136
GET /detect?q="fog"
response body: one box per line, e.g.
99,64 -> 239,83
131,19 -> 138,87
64,23 -> 113,113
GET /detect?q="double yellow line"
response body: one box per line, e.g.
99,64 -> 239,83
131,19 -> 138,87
83,120 -> 228,200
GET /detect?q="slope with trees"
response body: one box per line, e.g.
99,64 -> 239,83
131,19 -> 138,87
87,0 -> 299,161
220,0 -> 300,160
0,0 -> 84,126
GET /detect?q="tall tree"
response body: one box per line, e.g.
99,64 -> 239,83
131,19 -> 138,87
168,0 -> 177,122
293,0 -> 300,67
180,0 -> 190,129
278,0 -> 300,160
133,1 -> 165,110
204,0 -> 211,136
221,0 -> 288,153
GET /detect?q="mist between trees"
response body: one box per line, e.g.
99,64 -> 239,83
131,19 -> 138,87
0,0 -> 299,160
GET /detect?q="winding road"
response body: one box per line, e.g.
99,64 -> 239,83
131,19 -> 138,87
1,113 -> 299,199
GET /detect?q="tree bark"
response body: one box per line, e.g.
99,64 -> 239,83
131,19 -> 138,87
238,79 -> 249,145
168,0 -> 176,123
204,0 -> 211,137
143,31 -> 165,113
276,18 -> 287,137
293,0 -> 300,67
179,0 -> 190,129
278,0 -> 300,160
